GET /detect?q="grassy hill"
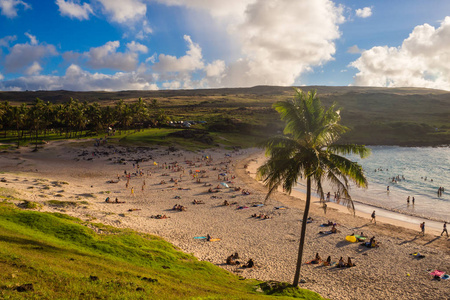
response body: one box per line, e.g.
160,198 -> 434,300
0,200 -> 325,299
1,85 -> 449,146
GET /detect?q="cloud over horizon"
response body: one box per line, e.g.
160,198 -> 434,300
350,17 -> 450,90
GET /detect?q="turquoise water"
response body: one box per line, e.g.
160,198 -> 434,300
296,146 -> 450,222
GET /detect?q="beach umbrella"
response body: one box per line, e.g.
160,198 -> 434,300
195,170 -> 200,173
220,182 -> 229,188
153,162 -> 158,165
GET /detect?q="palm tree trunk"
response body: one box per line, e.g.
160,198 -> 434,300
293,176 -> 312,286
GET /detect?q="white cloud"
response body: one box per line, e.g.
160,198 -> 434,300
0,35 -> 17,47
0,64 -> 159,91
156,0 -> 253,20
350,17 -> 450,90
0,0 -> 30,18
153,0 -> 345,88
83,41 -> 139,71
126,41 -> 148,53
205,60 -> 225,77
97,0 -> 146,23
355,7 -> 372,18
24,32 -> 37,45
25,61 -> 42,75
135,20 -> 153,40
347,45 -> 362,54
56,0 -> 93,20
162,81 -> 181,89
221,0 -> 344,87
4,39 -> 57,73
153,35 -> 204,73
0,72 -> 4,80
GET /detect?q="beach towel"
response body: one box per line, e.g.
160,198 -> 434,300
355,235 -> 367,241
275,206 -> 286,210
430,270 -> 445,277
345,235 -> 357,243
442,274 -> 449,280
237,206 -> 249,209
194,236 -> 206,239
319,231 -> 333,235
305,260 -> 320,265
209,238 -> 221,242
252,204 -> 264,207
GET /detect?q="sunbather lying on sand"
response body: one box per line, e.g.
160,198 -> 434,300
151,214 -> 169,219
362,236 -> 379,248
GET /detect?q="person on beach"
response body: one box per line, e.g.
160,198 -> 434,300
346,257 -> 355,267
337,257 -> 345,268
371,211 -> 376,224
323,203 -> 327,214
311,253 -> 322,264
412,197 -> 415,205
407,196 -> 410,204
206,234 -> 211,241
331,224 -> 337,233
323,256 -> 332,266
441,222 -> 448,237
226,254 -> 239,265
420,222 -> 425,235
243,259 -> 254,268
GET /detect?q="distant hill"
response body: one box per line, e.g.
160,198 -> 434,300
1,85 -> 450,104
1,86 -> 449,146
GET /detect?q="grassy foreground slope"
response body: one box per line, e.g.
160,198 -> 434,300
0,201 -> 325,300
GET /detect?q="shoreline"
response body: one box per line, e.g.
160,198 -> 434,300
244,151 -> 446,235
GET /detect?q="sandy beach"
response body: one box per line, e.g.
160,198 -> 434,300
0,141 -> 448,300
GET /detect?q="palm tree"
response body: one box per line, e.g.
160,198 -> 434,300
10,104 -> 28,148
257,88 -> 370,286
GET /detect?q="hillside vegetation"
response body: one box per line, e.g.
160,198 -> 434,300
0,200 -> 325,299
1,86 -> 449,147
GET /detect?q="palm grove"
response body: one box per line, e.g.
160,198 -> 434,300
258,89 -> 370,286
0,98 -> 168,148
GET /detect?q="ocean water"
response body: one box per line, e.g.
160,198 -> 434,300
296,146 -> 450,222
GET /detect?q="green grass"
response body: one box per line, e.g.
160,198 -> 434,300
0,201 -> 326,300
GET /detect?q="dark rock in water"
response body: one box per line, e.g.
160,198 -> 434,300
89,275 -> 99,281
15,283 -> 33,292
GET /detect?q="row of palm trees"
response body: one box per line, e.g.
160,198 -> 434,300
0,98 -> 168,148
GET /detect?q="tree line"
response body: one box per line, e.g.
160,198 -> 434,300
0,97 -> 169,148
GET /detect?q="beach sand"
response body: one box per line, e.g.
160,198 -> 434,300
0,141 -> 448,300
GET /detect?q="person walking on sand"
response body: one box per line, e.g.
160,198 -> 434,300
420,222 -> 425,235
371,210 -> 376,224
441,222 -> 449,237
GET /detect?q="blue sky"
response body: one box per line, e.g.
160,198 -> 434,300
1,0 -> 450,91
